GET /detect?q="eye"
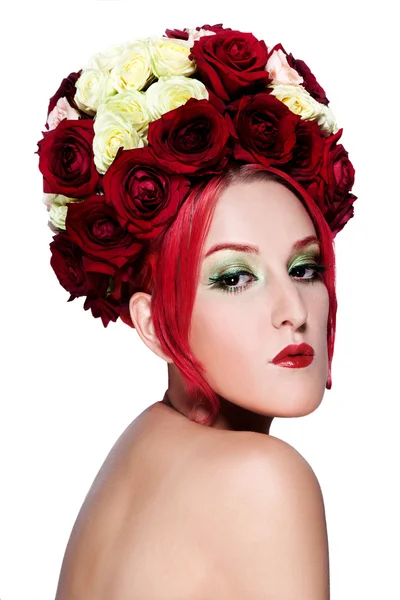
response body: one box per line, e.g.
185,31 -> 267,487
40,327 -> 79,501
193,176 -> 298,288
208,269 -> 257,294
289,263 -> 327,282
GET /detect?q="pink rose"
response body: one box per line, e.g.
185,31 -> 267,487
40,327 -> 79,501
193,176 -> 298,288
47,97 -> 80,130
266,48 -> 303,85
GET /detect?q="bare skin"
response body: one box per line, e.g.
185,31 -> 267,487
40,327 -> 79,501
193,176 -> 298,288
55,399 -> 275,598
55,179 -> 330,598
162,362 -> 274,434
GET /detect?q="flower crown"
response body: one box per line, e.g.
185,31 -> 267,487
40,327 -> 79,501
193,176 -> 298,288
36,23 -> 356,328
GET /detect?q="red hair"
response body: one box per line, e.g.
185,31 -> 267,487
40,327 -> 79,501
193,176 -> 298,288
150,163 -> 337,425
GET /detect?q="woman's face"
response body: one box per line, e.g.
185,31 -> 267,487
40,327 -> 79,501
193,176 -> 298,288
188,178 -> 330,418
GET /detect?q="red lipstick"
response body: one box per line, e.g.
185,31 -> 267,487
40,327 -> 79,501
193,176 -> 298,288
271,343 -> 314,368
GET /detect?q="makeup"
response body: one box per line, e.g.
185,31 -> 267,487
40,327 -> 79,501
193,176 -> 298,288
272,355 -> 314,368
271,343 -> 315,368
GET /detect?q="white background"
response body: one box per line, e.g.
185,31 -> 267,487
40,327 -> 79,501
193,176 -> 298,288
1,1 -> 399,598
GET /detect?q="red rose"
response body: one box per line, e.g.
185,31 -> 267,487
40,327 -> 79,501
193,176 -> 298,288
327,194 -> 357,237
164,23 -> 230,40
286,53 -> 329,105
49,233 -> 91,300
37,119 -> 100,197
267,44 -> 329,106
329,143 -> 356,199
304,129 -> 357,235
197,24 -> 231,34
285,120 -> 325,180
103,147 -> 190,241
112,254 -> 157,328
47,71 -> 83,116
147,98 -> 231,175
65,193 -> 142,268
164,28 -> 190,40
83,293 -> 120,328
50,232 -> 123,327
226,93 -> 300,166
189,30 -> 270,102
82,257 -> 122,327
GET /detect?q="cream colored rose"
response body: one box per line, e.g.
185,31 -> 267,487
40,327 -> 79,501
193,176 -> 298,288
43,193 -> 74,210
99,90 -> 151,137
47,97 -> 80,130
145,75 -> 208,120
269,83 -> 338,135
85,42 -> 128,71
43,194 -> 81,229
315,104 -> 339,135
266,49 -> 303,85
110,40 -> 154,93
74,68 -> 115,116
149,37 -> 196,78
93,111 -> 145,174
49,204 -> 68,230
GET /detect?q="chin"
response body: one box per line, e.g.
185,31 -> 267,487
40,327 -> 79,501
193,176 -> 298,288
239,378 -> 327,419
268,385 -> 326,418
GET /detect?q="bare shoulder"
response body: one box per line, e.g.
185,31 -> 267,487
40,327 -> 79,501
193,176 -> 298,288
54,412 -> 329,599
204,432 -> 330,599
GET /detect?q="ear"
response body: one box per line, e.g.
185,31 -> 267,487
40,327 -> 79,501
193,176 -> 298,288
129,292 -> 173,363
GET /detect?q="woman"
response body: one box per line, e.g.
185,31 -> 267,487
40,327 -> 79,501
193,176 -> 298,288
37,23 -> 356,599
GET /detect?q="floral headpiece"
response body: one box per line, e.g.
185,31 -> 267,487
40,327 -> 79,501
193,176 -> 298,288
36,23 -> 356,327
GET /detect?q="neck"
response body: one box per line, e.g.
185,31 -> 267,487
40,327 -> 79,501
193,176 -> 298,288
162,363 -> 274,435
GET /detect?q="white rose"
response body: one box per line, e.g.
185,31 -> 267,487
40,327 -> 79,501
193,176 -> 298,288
315,104 -> 339,135
43,193 -> 74,209
149,37 -> 196,78
44,194 -> 82,229
99,90 -> 151,137
269,83 -> 338,135
74,68 -> 115,115
85,42 -> 128,71
145,75 -> 208,120
93,111 -> 145,174
110,40 -> 154,93
49,204 -> 68,230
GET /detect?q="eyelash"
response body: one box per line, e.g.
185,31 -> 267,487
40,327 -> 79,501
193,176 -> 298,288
208,263 -> 328,295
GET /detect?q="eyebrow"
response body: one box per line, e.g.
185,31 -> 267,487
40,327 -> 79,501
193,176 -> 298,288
204,235 -> 320,259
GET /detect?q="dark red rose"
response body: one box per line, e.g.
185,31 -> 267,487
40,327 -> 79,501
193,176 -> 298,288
49,233 -> 91,300
304,129 -> 356,235
84,293 -> 120,327
329,143 -> 356,199
197,24 -> 231,33
37,119 -> 100,197
103,146 -> 190,240
164,27 -> 190,40
286,53 -> 329,105
327,193 -> 357,237
188,30 -> 270,102
65,193 -> 142,268
285,119 -> 325,180
47,71 -> 82,116
267,44 -> 329,105
164,23 -> 230,40
226,93 -> 300,166
112,252 -> 157,328
147,98 -> 231,175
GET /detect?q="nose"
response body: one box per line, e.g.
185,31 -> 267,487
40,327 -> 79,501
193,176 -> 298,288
270,275 -> 308,332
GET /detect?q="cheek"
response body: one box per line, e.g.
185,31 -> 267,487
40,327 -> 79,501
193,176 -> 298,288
189,295 -> 256,379
309,284 -> 330,352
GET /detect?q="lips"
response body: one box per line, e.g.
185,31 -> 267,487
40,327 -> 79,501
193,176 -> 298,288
271,343 -> 314,365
